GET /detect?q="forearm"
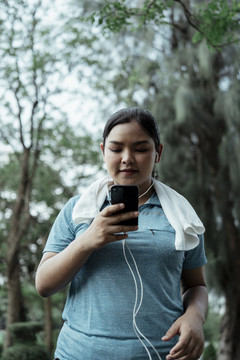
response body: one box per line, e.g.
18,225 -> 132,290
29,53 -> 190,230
36,203 -> 139,298
182,285 -> 208,324
35,235 -> 93,297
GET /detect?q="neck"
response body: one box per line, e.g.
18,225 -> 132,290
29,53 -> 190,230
138,181 -> 154,205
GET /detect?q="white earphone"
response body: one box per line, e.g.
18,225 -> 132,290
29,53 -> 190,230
155,154 -> 159,162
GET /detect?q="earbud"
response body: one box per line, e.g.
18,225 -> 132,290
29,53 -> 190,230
155,154 -> 159,162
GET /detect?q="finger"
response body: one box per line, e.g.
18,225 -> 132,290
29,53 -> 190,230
113,210 -> 139,223
167,334 -> 191,356
109,232 -> 129,242
166,347 -> 202,360
110,223 -> 139,234
101,203 -> 126,217
166,337 -> 202,360
162,321 -> 180,341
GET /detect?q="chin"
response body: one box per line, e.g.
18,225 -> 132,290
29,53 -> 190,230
113,177 -> 137,186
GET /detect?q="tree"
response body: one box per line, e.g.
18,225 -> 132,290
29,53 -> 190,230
87,0 -> 240,49
0,0 -> 101,349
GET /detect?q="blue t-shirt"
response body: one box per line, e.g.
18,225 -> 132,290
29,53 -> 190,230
44,192 -> 207,360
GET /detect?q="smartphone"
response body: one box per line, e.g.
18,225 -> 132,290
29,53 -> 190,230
110,185 -> 139,226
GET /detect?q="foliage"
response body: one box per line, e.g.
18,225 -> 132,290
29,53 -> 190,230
87,0 -> 172,32
203,342 -> 217,360
1,322 -> 50,360
1,344 -> 50,360
8,322 -> 42,343
86,0 -> 240,48
203,305 -> 221,345
192,0 -> 240,47
0,0 -> 103,349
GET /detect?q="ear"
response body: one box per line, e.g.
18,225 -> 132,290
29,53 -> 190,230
100,143 -> 105,160
155,144 -> 163,163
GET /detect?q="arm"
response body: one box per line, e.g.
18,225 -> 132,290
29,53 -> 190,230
162,266 -> 208,360
35,203 -> 139,297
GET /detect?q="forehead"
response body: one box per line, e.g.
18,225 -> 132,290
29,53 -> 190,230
106,120 -> 154,143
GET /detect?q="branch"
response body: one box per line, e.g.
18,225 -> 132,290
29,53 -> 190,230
10,70 -> 26,149
29,114 -> 44,180
29,95 -> 48,180
29,2 -> 41,148
174,0 -> 210,40
145,0 -> 157,13
4,14 -> 26,149
94,0 -> 239,48
174,0 -> 239,48
29,100 -> 39,149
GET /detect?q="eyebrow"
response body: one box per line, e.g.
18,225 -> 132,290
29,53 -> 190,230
108,140 -> 151,146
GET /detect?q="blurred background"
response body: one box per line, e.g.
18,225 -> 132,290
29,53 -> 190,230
0,1 -> 239,359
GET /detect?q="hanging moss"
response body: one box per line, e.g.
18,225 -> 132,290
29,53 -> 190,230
198,41 -> 213,80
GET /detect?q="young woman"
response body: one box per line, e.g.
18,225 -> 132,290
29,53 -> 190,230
36,107 -> 208,360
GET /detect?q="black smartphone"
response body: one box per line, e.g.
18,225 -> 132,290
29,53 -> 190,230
110,185 -> 139,226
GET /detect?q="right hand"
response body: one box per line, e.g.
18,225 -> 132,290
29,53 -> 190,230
83,203 -> 139,250
36,204 -> 138,297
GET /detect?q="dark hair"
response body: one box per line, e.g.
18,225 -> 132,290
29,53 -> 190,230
102,107 -> 160,150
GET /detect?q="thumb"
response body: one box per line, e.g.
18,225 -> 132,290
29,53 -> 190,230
162,320 -> 180,341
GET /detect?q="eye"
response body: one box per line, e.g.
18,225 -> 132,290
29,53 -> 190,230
109,148 -> 122,153
136,148 -> 148,152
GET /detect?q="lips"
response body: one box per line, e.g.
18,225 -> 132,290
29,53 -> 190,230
120,168 -> 137,172
120,168 -> 138,176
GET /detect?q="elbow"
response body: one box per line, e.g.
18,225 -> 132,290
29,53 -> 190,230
36,289 -> 50,298
36,286 -> 52,298
35,273 -> 52,298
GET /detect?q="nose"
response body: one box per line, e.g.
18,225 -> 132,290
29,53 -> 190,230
122,149 -> 134,165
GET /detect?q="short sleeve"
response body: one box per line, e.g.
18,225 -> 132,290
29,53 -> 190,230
183,234 -> 207,269
43,196 -> 87,253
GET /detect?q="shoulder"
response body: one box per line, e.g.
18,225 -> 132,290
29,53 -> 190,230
61,195 -> 81,212
68,194 -> 81,206
54,195 -> 82,224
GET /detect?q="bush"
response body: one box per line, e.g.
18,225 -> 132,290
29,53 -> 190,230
1,322 -> 51,360
1,344 -> 50,360
8,322 -> 42,344
203,342 -> 217,360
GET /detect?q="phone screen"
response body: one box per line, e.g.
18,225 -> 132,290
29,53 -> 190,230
110,185 -> 139,226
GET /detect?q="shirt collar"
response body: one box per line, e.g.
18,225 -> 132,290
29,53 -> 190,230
141,191 -> 162,207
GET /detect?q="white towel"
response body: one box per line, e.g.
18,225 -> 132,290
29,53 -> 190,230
72,176 -> 205,251
152,179 -> 205,250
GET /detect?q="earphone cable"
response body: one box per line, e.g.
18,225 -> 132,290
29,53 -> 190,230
122,239 -> 162,360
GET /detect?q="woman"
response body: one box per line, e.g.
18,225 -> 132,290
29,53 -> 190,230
36,107 -> 208,360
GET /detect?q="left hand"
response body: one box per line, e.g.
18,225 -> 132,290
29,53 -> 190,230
162,312 -> 204,360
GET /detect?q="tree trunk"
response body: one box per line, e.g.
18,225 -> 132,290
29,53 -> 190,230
44,297 -> 54,354
210,164 -> 240,360
218,294 -> 240,359
218,220 -> 240,359
193,52 -> 240,358
4,149 -> 32,349
4,258 -> 26,348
